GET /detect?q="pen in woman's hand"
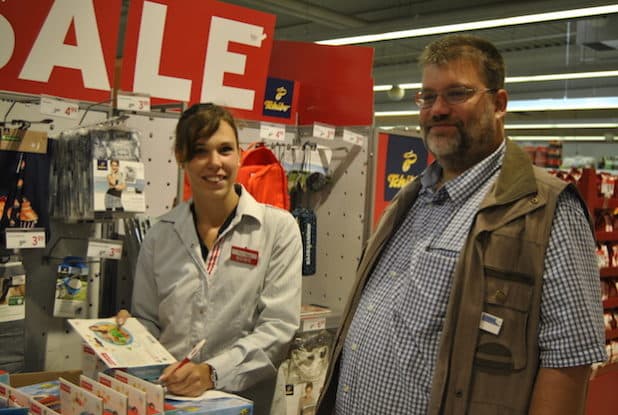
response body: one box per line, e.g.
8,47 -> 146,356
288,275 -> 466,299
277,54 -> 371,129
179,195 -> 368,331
159,339 -> 206,382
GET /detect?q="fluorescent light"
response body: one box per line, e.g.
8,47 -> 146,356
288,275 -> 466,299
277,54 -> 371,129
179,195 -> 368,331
510,135 -> 608,141
509,97 -> 618,111
318,5 -> 618,45
508,70 -> 618,83
506,123 -> 618,129
374,71 -> 618,92
375,110 -> 420,116
375,82 -> 422,92
375,97 -> 618,117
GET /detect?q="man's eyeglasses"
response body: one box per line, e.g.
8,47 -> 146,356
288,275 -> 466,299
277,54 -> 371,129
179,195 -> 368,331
414,87 -> 498,109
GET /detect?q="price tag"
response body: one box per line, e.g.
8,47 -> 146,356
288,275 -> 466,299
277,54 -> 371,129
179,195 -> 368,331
313,122 -> 335,140
259,122 -> 286,142
342,129 -> 365,146
5,228 -> 46,249
40,95 -> 79,119
117,92 -> 151,112
302,317 -> 326,332
87,239 -> 123,260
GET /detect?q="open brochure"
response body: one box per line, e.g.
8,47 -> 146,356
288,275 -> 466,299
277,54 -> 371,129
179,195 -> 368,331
68,317 -> 176,368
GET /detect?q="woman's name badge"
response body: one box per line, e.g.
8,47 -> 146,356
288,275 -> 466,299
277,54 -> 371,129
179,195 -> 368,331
230,246 -> 259,266
479,312 -> 503,335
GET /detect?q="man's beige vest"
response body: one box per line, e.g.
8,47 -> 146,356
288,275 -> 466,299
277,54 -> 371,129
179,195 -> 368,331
317,140 -> 583,414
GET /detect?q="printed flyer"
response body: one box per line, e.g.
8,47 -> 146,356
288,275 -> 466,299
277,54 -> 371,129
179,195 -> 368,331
68,317 -> 176,368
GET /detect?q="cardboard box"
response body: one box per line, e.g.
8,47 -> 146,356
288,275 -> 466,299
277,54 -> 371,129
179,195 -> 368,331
166,396 -> 253,415
9,371 -> 81,388
10,371 -> 253,415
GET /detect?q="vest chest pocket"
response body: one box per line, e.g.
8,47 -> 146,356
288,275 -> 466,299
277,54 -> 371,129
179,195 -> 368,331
475,267 -> 533,372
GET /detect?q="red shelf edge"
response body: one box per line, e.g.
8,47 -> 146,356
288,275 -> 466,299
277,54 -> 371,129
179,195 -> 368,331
605,327 -> 618,340
596,231 -> 618,241
600,268 -> 618,278
603,297 -> 618,309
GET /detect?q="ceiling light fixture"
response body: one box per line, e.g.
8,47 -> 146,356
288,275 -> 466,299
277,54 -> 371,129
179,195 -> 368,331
318,5 -> 618,45
506,123 -> 618,129
375,97 -> 618,117
509,135 -> 609,141
373,70 -> 618,92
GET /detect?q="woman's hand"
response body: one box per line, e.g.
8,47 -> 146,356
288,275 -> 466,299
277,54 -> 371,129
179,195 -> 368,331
159,362 -> 214,397
115,309 -> 131,327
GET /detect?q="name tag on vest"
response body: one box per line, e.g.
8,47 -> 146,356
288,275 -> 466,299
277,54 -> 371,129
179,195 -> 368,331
231,246 -> 259,266
479,312 -> 503,335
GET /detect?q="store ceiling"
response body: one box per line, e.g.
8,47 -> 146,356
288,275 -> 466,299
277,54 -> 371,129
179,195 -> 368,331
220,0 -> 618,139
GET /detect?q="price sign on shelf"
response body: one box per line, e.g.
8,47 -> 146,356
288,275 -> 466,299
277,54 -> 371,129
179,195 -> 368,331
259,122 -> 286,142
87,238 -> 124,260
5,228 -> 46,249
40,95 -> 79,119
302,316 -> 327,332
116,92 -> 151,112
313,122 -> 336,140
342,129 -> 366,147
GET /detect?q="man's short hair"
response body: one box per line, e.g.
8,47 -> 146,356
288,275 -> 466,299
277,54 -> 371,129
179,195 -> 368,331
419,34 -> 505,90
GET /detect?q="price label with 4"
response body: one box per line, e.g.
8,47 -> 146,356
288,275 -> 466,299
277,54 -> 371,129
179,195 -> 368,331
5,229 -> 46,249
259,122 -> 286,142
40,95 -> 79,120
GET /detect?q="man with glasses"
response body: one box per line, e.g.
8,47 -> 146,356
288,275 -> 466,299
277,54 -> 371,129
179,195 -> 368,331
316,34 -> 605,414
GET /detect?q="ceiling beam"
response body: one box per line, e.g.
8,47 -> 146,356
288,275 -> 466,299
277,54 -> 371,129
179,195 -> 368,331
238,0 -> 366,29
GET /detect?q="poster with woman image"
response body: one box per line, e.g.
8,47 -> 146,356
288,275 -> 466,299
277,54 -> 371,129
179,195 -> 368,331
92,159 -> 146,212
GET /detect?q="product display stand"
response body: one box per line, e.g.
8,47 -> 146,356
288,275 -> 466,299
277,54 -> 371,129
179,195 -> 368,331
578,168 -> 618,415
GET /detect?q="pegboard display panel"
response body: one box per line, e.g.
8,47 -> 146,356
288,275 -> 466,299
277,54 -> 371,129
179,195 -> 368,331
300,128 -> 373,313
0,98 -> 110,371
125,114 -> 180,218
20,221 -> 97,371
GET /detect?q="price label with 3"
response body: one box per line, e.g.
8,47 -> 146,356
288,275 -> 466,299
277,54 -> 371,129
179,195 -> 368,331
117,93 -> 151,112
313,122 -> 336,140
302,317 -> 327,332
87,239 -> 124,260
5,228 -> 46,249
259,122 -> 286,142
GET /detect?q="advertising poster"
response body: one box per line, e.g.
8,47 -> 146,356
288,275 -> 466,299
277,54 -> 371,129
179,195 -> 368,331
373,132 -> 430,229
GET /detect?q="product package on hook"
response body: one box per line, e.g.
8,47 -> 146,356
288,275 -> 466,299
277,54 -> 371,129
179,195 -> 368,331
50,122 -> 146,220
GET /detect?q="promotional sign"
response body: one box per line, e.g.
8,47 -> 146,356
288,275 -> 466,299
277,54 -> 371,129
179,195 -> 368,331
120,0 -> 276,120
269,40 -> 374,126
262,77 -> 297,122
0,0 -> 121,102
373,132 -> 429,229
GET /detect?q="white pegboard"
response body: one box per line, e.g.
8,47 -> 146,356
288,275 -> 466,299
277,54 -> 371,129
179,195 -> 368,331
298,128 -> 373,313
2,95 -> 375,371
124,114 -> 180,218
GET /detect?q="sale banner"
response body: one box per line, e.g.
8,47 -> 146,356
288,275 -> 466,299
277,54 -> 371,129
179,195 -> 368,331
0,0 -> 121,102
120,0 -> 276,120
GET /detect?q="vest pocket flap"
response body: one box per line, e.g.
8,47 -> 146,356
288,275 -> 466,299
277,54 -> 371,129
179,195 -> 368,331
484,267 -> 533,313
474,342 -> 514,371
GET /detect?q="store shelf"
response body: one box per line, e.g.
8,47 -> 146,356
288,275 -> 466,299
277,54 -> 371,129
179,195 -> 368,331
590,197 -> 618,210
593,361 -> 618,378
603,297 -> 618,309
600,268 -> 618,278
605,328 -> 618,341
596,231 -> 618,242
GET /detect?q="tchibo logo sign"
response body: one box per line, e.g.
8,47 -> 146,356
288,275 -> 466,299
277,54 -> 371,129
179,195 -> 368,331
263,77 -> 294,119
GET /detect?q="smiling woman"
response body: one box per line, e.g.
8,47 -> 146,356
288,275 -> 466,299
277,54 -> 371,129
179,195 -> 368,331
115,102 -> 303,415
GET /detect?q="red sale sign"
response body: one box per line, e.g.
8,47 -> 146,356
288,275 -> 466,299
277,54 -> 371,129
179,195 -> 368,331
0,0 -> 121,102
120,0 -> 276,120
